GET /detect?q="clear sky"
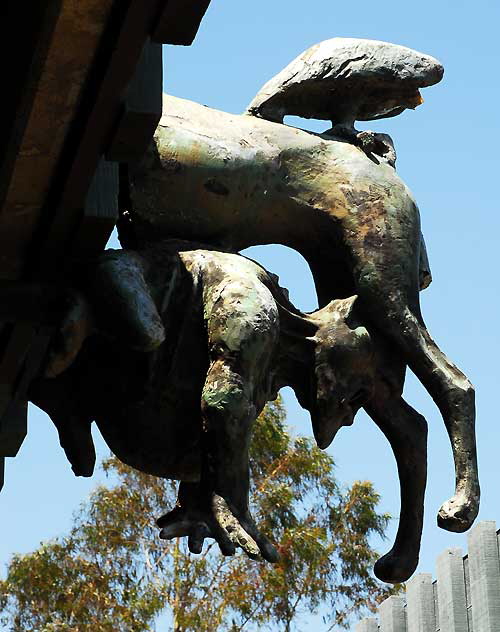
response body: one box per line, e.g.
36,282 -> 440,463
1,0 -> 499,629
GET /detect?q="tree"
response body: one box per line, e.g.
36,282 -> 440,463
0,399 -> 396,631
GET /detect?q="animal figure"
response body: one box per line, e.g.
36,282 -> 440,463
32,239 -> 436,582
125,76 -> 479,551
247,37 -> 443,160
30,38 -> 479,585
30,242 -> 378,569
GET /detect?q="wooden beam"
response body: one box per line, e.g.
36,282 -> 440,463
0,0 -> 116,281
0,0 -> 165,435
0,1 -> 63,212
0,281 -> 67,325
31,0 -> 164,278
106,39 -> 162,163
152,0 -> 211,45
0,0 -> 212,460
71,158 -> 119,256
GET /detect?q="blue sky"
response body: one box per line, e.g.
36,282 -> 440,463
1,0 -> 499,629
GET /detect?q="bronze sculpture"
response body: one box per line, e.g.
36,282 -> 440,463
29,39 -> 479,584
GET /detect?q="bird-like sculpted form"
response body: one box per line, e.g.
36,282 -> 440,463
247,38 -> 443,159
247,37 -> 443,125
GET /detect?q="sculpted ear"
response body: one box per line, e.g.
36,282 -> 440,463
325,295 -> 358,322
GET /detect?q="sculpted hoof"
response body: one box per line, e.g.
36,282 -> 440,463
374,550 -> 418,585
157,492 -> 278,562
437,494 -> 480,533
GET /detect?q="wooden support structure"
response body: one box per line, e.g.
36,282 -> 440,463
0,0 -> 212,491
352,521 -> 500,632
153,0 -> 211,45
106,40 -> 163,164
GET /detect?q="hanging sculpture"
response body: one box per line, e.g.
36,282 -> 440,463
30,38 -> 479,583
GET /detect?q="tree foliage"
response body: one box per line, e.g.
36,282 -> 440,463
0,399 -> 396,631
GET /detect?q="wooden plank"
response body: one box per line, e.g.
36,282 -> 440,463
71,158 -> 119,256
0,0 -> 164,431
0,0 -> 116,281
106,40 -> 162,163
0,2 -> 63,212
0,0 -> 212,459
31,0 -> 164,279
0,324 -> 37,418
0,283 -> 67,420
152,0 -> 211,45
0,281 -> 67,325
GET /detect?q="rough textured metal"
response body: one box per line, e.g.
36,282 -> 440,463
406,573 -> 436,632
20,37 -> 479,581
30,243 -> 376,566
436,548 -> 468,632
379,596 -> 406,632
467,521 -> 500,632
246,38 -> 443,124
128,87 -> 479,559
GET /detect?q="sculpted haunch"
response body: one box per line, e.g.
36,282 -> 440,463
30,38 -> 479,584
32,243 -> 378,567
32,241 -> 413,582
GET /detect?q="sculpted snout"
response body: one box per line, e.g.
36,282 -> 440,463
310,296 -> 375,450
312,367 -> 370,449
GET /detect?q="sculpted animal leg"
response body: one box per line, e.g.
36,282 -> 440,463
45,250 -> 165,377
397,315 -> 477,532
84,250 -> 165,352
202,287 -> 280,561
365,394 -> 427,583
157,481 -> 236,556
29,373 -> 96,477
44,290 -> 94,378
160,276 -> 280,561
352,228 -> 479,532
158,358 -> 275,561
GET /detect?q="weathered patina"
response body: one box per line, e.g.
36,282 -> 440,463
30,242 -> 377,567
25,38 -> 479,585
121,39 -> 479,562
32,237 -> 434,582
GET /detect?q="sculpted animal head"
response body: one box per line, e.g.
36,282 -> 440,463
308,296 -> 375,449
